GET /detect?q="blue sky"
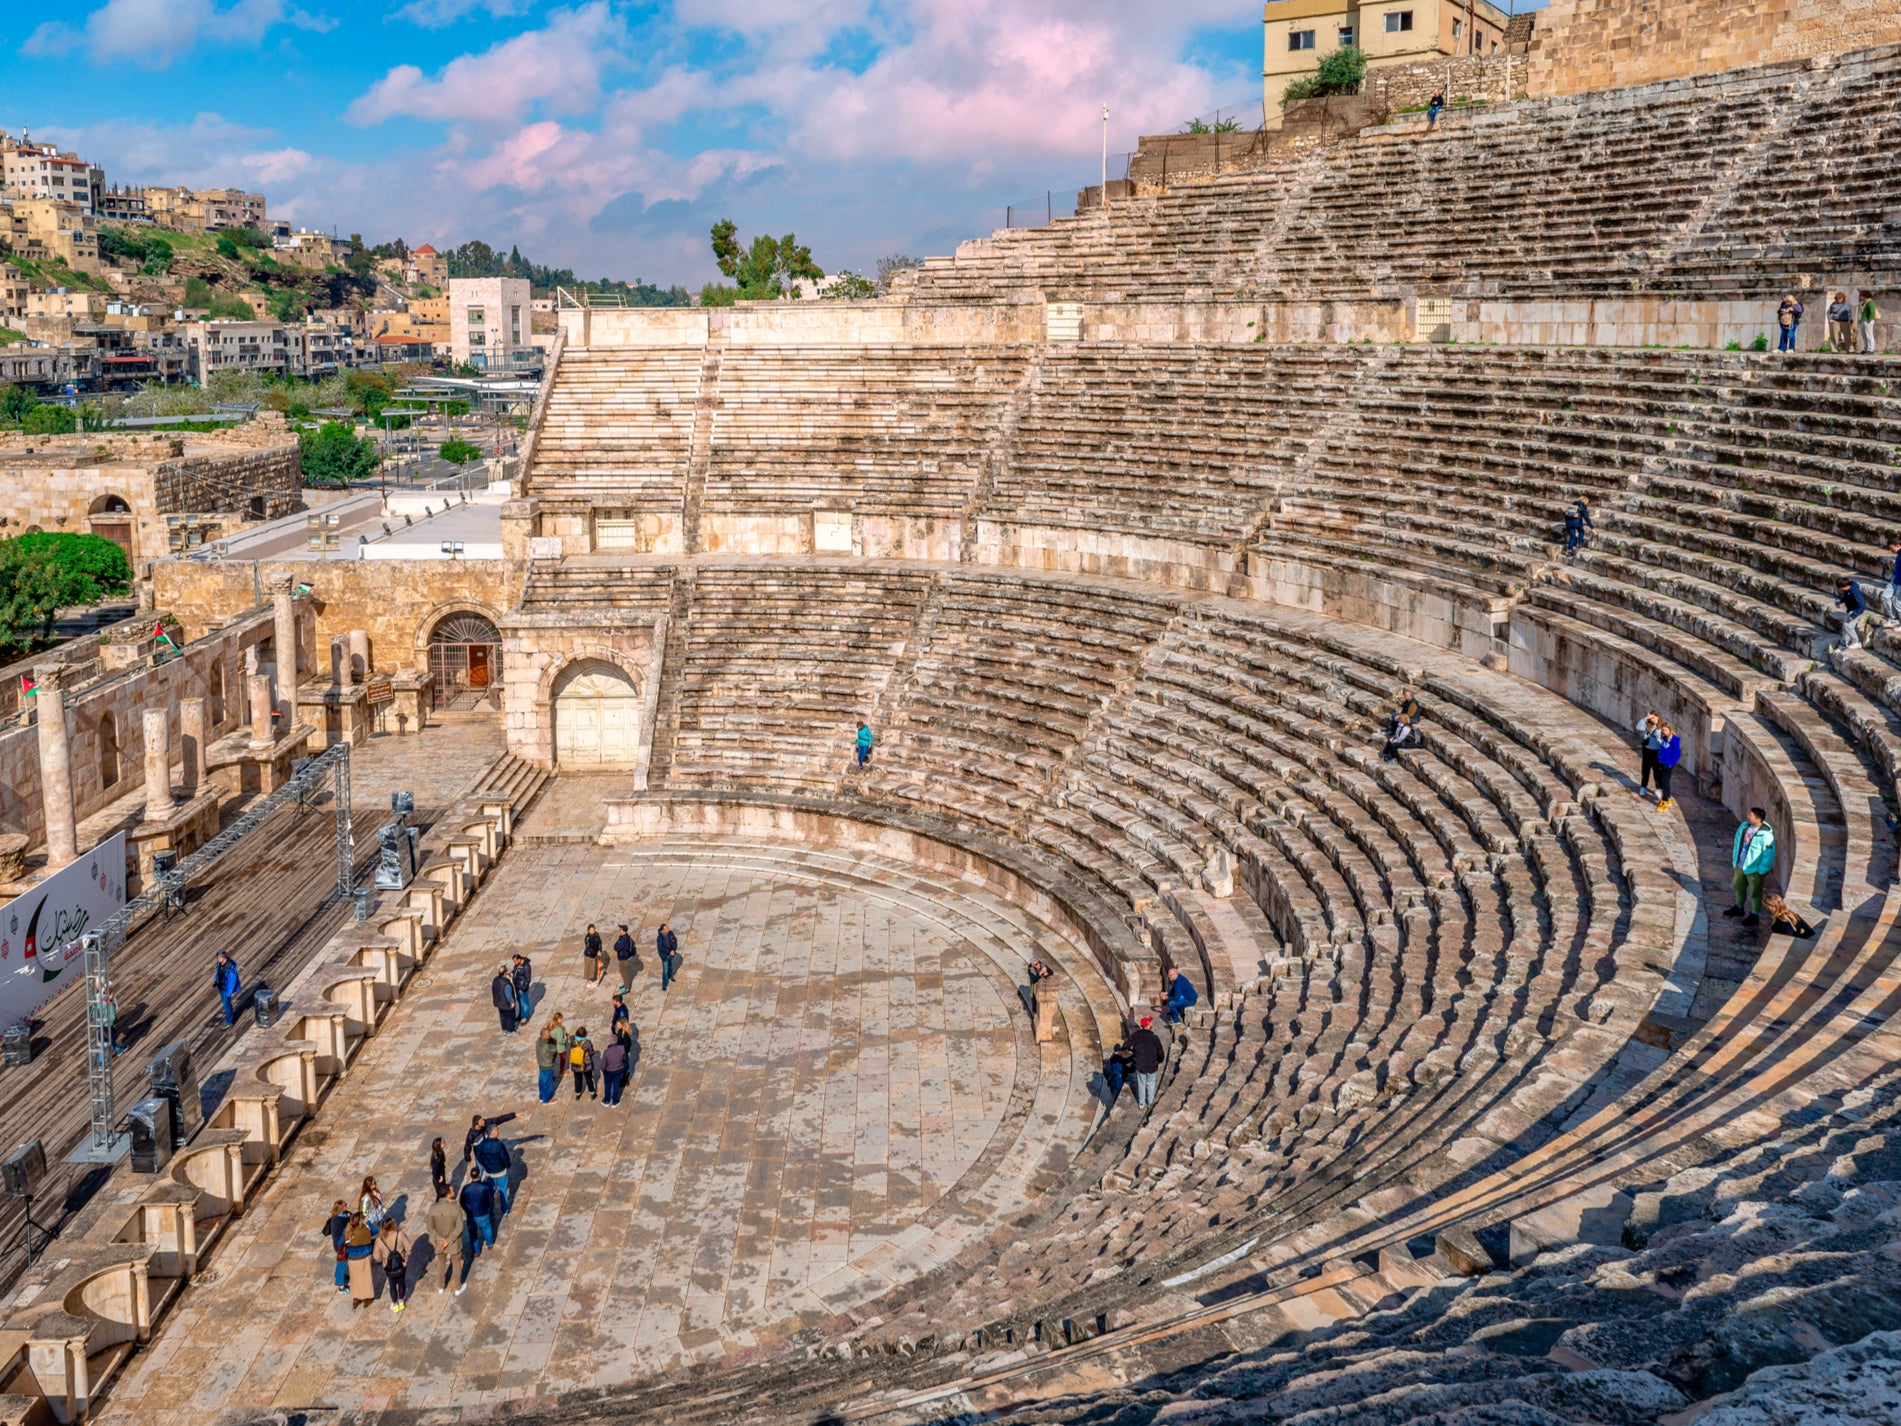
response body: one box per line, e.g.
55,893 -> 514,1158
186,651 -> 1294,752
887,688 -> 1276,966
0,2 -> 1538,287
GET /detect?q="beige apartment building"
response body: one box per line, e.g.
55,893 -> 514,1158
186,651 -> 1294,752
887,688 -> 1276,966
408,244 -> 449,288
0,264 -> 27,324
0,132 -> 94,211
1,198 -> 101,275
145,186 -> 267,233
449,276 -> 533,373
1265,0 -> 1514,109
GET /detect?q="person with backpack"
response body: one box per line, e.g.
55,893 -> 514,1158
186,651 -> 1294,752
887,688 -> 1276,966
613,923 -> 636,995
1777,294 -> 1804,353
1860,290 -> 1881,355
1654,721 -> 1682,813
1725,807 -> 1776,929
510,954 -> 533,1024
657,923 -> 681,991
583,922 -> 604,986
569,1027 -> 598,1099
372,1218 -> 414,1313
601,1032 -> 629,1106
214,952 -> 241,1026
425,1183 -> 464,1294
1563,495 -> 1594,556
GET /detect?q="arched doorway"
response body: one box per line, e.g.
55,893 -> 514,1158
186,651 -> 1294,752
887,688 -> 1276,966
551,659 -> 641,767
87,495 -> 134,567
428,613 -> 503,711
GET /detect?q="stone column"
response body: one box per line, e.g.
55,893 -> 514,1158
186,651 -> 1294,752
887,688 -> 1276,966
33,664 -> 77,868
270,576 -> 298,722
348,630 -> 370,681
248,674 -> 274,747
143,709 -> 172,821
179,697 -> 206,795
329,637 -> 347,687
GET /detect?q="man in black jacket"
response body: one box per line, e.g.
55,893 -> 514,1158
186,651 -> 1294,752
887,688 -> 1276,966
1128,1014 -> 1165,1110
510,954 -> 533,1024
613,923 -> 636,995
471,1125 -> 514,1213
657,923 -> 680,991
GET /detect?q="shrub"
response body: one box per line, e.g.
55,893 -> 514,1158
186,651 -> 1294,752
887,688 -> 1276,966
1751,333 -> 1771,352
438,438 -> 482,466
22,404 -> 75,435
10,532 -> 131,600
1286,46 -> 1367,106
300,421 -> 380,486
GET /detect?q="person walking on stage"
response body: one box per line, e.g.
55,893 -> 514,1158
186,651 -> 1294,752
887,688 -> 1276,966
214,952 -> 242,1026
613,923 -> 636,995
425,1183 -> 463,1294
657,923 -> 681,991
583,922 -> 604,986
491,964 -> 519,1034
373,1217 -> 414,1312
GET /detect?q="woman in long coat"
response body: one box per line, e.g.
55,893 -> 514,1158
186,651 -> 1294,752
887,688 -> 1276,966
343,1211 -> 377,1307
491,965 -> 519,1033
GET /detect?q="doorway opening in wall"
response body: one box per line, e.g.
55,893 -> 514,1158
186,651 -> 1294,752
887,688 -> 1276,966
551,658 -> 641,768
428,613 -> 503,712
87,494 -> 134,566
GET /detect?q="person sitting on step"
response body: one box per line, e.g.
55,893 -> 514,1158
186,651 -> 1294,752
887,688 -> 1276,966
1762,892 -> 1818,940
1382,714 -> 1420,762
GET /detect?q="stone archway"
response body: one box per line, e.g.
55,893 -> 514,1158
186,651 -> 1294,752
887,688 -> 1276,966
550,658 -> 642,768
87,494 -> 135,567
426,611 -> 503,711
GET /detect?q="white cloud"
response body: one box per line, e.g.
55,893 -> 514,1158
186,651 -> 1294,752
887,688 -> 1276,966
392,0 -> 531,26
347,3 -> 622,125
22,0 -> 331,68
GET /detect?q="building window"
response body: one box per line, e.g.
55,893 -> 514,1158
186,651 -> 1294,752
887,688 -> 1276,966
1338,25 -> 1354,45
1451,18 -> 1462,38
1289,28 -> 1315,50
1386,10 -> 1414,32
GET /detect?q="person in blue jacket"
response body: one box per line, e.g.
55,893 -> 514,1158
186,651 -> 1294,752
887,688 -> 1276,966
1725,807 -> 1776,928
1164,967 -> 1199,1024
1654,721 -> 1682,812
213,952 -> 241,1026
1837,576 -> 1870,648
657,922 -> 680,991
855,721 -> 875,769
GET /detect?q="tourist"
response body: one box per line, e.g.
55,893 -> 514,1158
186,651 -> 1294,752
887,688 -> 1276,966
583,922 -> 604,986
548,1013 -> 570,1064
425,1183 -> 463,1294
535,1025 -> 560,1103
856,721 -> 875,769
1860,290 -> 1881,355
1777,294 -> 1803,353
1827,291 -> 1854,352
1382,714 -> 1420,762
1654,721 -> 1681,812
491,964 -> 519,1033
213,952 -> 241,1026
100,983 -> 120,1057
609,991 -> 630,1035
463,1113 -> 487,1165
321,1197 -> 351,1294
1763,892 -> 1818,940
343,1211 -> 377,1309
472,1125 -> 513,1211
1128,1015 -> 1165,1109
1563,495 -> 1593,556
1427,91 -> 1445,128
1634,711 -> 1664,798
1836,576 -> 1870,649
569,1027 -> 598,1099
457,1171 -> 495,1281
657,922 -> 681,991
1724,807 -> 1776,928
601,1032 -> 629,1106
372,1217 -> 414,1313
1386,689 -> 1421,738
359,1174 -> 386,1232
1164,967 -> 1199,1024
429,1136 -> 449,1198
1104,1039 -> 1134,1103
1881,537 -> 1901,622
510,953 -> 534,1024
613,923 -> 636,994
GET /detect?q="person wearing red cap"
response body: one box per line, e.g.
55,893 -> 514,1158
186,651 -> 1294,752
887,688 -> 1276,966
1128,1014 -> 1165,1109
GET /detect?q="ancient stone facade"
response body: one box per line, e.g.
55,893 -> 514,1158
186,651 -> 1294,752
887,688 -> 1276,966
1528,0 -> 1901,96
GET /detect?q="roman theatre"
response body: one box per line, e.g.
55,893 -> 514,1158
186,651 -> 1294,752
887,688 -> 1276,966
3,3 -> 1901,1423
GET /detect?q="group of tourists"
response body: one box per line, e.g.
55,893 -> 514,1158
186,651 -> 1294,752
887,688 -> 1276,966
533,1005 -> 635,1105
577,920 -> 684,998
1099,966 -> 1198,1111
1835,538 -> 1901,649
1784,291 -> 1882,354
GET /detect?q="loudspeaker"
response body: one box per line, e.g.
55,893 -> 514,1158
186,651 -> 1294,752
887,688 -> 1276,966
146,1039 -> 201,1148
128,1098 -> 173,1174
390,790 -> 415,816
252,986 -> 279,1028
151,850 -> 178,877
2,1141 -> 46,1199
2,1023 -> 30,1068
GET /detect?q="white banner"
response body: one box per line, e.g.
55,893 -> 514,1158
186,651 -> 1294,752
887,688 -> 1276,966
0,834 -> 127,1028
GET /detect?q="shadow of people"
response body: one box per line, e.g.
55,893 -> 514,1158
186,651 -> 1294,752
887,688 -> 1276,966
386,1192 -> 410,1226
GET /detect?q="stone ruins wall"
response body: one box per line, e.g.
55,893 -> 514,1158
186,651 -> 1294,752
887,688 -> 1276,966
1369,52 -> 1528,111
562,301 -> 1047,349
154,556 -> 512,678
1527,0 -> 1901,96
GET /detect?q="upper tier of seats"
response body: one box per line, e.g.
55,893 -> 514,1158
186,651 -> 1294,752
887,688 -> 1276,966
897,46 -> 1901,304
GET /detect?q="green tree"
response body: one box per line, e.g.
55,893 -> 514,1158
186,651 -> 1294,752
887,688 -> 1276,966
216,235 -> 242,261
141,237 -> 173,276
10,532 -> 131,602
182,276 -> 216,309
0,384 -> 37,425
0,538 -> 82,648
76,402 -> 106,433
1285,45 -> 1367,104
438,438 -> 482,465
822,270 -> 877,301
22,404 -> 75,435
709,219 -> 824,300
205,294 -> 256,321
300,421 -> 380,486
346,370 -> 396,418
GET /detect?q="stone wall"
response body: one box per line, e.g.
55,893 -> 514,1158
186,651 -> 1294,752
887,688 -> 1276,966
1368,52 -> 1528,112
500,615 -> 662,772
1527,0 -> 1901,97
561,300 -> 1047,349
153,556 -> 512,679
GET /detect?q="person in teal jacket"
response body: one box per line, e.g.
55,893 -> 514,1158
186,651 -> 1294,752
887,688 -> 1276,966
855,721 -> 875,769
1725,807 -> 1776,928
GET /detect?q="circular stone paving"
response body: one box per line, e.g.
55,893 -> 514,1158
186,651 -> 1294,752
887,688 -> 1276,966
99,836 -> 1112,1423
